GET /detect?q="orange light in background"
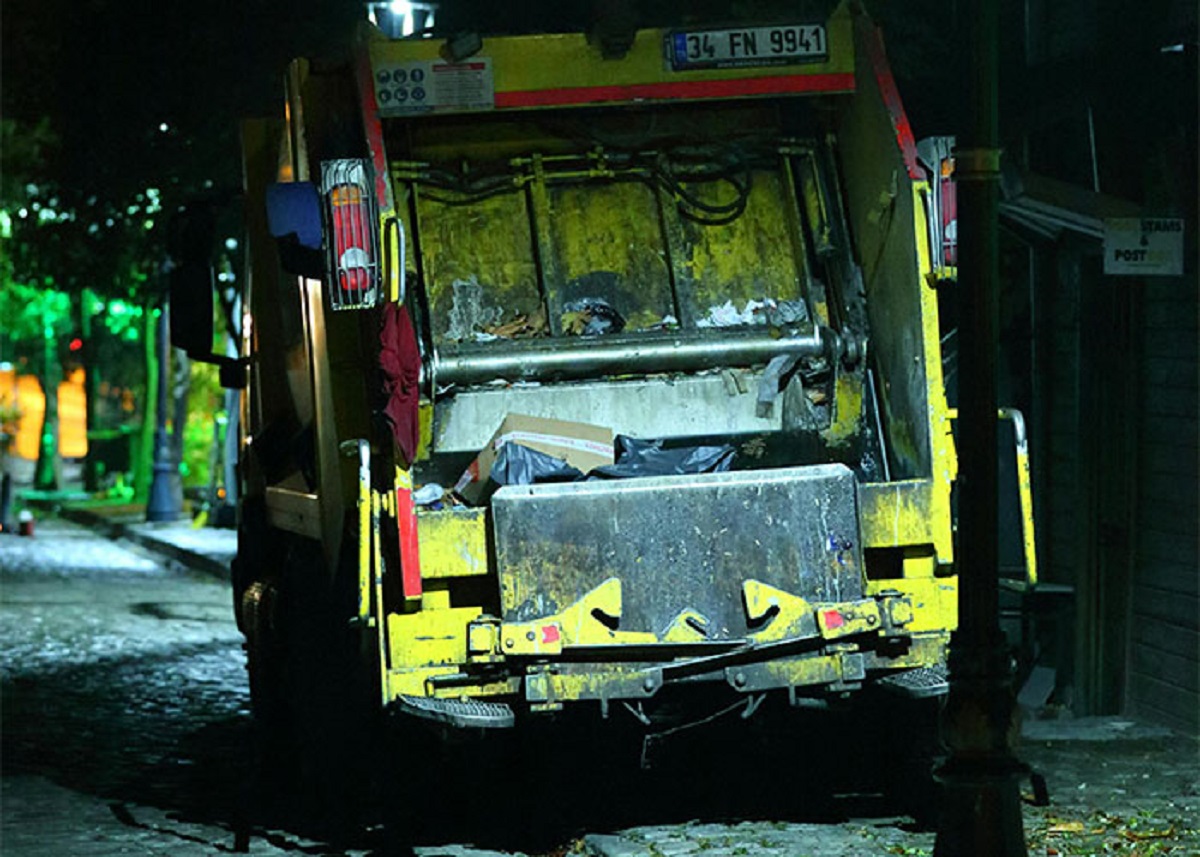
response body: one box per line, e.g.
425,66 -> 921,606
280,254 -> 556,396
0,369 -> 89,461
0,365 -> 17,458
12,375 -> 44,461
58,369 -> 87,459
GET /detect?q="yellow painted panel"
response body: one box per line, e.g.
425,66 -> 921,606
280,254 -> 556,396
670,171 -> 804,325
866,576 -> 958,634
368,8 -> 854,103
911,183 -> 957,560
859,480 -> 936,548
542,181 -> 673,331
385,667 -> 519,700
416,507 -> 489,578
415,188 -> 542,343
387,605 -> 478,668
820,372 -> 863,448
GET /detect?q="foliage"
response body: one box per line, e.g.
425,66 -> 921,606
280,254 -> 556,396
180,360 -> 225,490
0,281 -> 72,350
0,395 -> 20,454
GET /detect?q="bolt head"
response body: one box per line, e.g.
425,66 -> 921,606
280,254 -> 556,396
734,672 -> 747,687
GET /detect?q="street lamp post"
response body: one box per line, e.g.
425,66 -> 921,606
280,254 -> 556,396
146,297 -> 183,522
934,0 -> 1028,853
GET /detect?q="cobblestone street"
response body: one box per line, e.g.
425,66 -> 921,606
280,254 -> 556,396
2,517 -> 1197,856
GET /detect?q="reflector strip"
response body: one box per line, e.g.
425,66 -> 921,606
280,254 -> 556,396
396,476 -> 422,601
494,72 -> 855,109
822,609 -> 845,630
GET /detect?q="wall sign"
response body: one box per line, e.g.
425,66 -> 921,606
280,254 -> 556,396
1103,218 -> 1185,276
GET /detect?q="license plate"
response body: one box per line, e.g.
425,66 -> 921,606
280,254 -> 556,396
668,24 -> 828,71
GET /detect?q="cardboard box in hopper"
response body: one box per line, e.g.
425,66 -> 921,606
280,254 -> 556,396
453,413 -> 614,505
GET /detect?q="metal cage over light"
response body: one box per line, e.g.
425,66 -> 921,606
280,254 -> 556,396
321,159 -> 382,311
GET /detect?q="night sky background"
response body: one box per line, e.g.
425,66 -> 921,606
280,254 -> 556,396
2,0 -> 1195,222
4,0 -> 363,201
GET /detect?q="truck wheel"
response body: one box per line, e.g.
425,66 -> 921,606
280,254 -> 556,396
275,536 -> 379,837
241,578 -> 291,771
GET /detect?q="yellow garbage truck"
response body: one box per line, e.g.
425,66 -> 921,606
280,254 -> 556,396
176,0 -> 965,793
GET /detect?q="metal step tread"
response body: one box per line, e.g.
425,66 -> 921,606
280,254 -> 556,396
394,694 -> 515,729
876,665 -> 949,699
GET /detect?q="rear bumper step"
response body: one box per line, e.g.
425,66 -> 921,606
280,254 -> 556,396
393,694 -> 515,728
876,666 -> 948,699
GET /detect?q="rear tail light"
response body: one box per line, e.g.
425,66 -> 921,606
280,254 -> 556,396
321,159 -> 382,310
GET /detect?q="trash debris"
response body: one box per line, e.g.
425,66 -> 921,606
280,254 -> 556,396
446,275 -> 504,341
561,297 -> 626,336
589,435 -> 735,479
454,414 -> 614,504
696,297 -> 809,328
412,483 -> 447,507
481,305 -> 548,339
756,354 -> 802,418
489,444 -> 587,489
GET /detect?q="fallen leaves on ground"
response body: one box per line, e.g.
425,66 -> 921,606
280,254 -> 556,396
1026,806 -> 1198,855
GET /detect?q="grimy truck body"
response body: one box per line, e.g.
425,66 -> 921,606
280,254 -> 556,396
207,1 -> 966,769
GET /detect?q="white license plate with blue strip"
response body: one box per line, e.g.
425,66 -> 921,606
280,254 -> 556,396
668,24 -> 828,71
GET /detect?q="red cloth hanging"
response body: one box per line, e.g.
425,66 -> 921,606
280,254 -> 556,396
379,302 -> 421,465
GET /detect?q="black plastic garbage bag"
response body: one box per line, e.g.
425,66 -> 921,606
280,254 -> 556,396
561,297 -> 626,336
590,435 -> 735,480
491,444 -> 586,489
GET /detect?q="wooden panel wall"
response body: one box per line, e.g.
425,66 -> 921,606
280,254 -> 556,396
1126,276 -> 1199,733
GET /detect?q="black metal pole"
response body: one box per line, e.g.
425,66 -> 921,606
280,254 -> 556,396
934,0 -> 1028,852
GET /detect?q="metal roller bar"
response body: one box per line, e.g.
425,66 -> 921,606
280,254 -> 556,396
432,325 -> 828,387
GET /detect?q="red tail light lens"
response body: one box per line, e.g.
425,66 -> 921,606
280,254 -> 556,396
321,160 -> 381,310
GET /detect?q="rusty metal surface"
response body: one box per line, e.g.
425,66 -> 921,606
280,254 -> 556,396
433,325 -> 824,386
492,463 -> 863,640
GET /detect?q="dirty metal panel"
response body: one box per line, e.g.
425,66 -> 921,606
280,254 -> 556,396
414,187 -> 543,344
538,181 -> 675,331
493,464 -> 863,641
433,372 -> 779,454
664,170 -> 806,328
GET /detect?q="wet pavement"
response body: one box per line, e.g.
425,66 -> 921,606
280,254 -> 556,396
1,515 -> 1197,856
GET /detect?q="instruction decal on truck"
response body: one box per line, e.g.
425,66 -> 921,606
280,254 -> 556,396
374,58 -> 495,117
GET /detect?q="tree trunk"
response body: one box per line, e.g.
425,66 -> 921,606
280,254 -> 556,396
34,321 -> 61,490
134,303 -> 158,502
79,289 -> 101,492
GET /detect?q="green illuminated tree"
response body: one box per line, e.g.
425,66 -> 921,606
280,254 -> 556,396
1,116 -> 168,494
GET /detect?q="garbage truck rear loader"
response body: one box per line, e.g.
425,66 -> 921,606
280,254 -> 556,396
223,0 -> 962,799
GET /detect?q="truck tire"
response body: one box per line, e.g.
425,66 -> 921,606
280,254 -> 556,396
278,535 -> 379,835
238,523 -> 379,836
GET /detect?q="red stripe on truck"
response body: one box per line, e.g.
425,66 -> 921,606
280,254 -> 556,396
494,72 -> 855,108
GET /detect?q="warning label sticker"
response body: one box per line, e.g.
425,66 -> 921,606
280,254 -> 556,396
373,58 -> 494,117
1103,218 -> 1185,276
